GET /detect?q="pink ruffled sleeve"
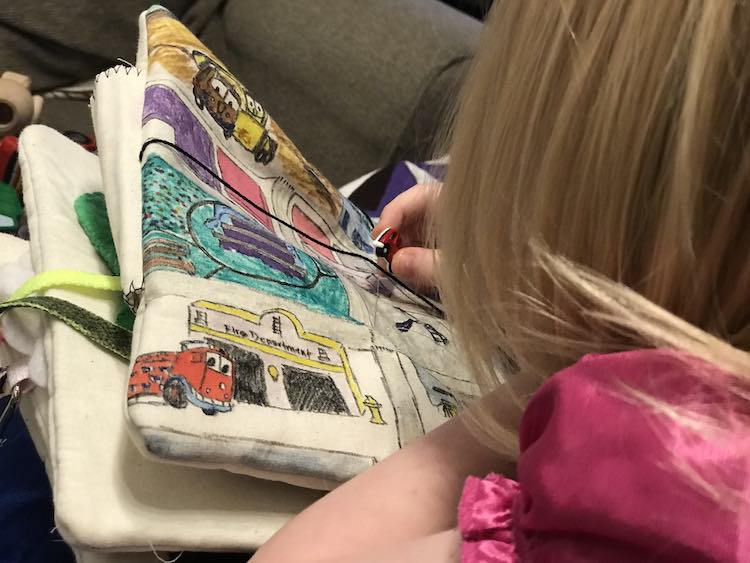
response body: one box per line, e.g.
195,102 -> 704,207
459,473 -> 520,562
458,349 -> 747,562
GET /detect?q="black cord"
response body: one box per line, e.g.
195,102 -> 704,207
139,138 -> 444,316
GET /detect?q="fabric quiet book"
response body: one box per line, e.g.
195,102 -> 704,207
97,5 -> 478,490
14,126 -> 319,554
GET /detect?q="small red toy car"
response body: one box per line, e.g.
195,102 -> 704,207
373,227 -> 402,269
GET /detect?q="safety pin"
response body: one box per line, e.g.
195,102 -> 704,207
0,382 -> 21,447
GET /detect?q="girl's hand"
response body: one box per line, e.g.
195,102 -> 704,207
371,183 -> 440,292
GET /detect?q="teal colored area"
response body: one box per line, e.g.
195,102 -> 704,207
141,155 -> 351,319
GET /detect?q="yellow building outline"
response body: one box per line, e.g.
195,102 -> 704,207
190,300 -> 370,416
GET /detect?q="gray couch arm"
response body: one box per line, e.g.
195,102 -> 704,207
2,0 -> 480,184
204,0 -> 480,184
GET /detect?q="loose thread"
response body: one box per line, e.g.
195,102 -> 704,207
148,543 -> 183,563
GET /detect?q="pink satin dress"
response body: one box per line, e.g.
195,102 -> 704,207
458,350 -> 749,562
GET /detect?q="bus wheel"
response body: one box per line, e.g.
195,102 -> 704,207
193,87 -> 204,109
163,379 -> 187,409
202,408 -> 217,416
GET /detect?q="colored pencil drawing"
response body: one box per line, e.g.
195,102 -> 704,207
142,154 -> 352,319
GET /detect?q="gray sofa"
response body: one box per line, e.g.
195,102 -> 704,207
1,0 -> 480,184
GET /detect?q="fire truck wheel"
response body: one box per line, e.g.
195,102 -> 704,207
202,408 -> 217,416
163,378 -> 188,409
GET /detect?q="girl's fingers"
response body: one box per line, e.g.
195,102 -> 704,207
372,184 -> 439,244
390,247 -> 439,293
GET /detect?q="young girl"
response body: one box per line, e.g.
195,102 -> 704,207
253,1 -> 750,561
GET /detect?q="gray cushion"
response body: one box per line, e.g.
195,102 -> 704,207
1,0 -> 480,183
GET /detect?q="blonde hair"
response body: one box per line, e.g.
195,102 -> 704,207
437,1 -> 750,460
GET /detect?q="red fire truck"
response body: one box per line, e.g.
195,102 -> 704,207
128,340 -> 235,415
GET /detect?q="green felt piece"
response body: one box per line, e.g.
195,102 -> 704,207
0,181 -> 22,233
116,304 -> 135,331
74,192 -> 136,331
74,192 -> 120,275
